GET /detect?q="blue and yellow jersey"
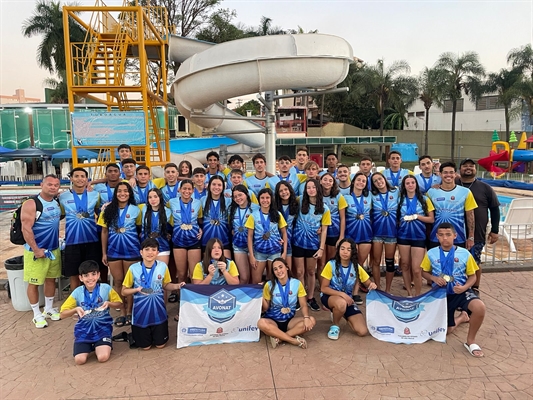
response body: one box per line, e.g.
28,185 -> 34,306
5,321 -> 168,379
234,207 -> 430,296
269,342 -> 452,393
92,183 -> 115,204
338,185 -> 351,196
123,261 -> 171,328
293,198 -> 332,250
289,165 -> 306,175
321,260 -> 370,294
323,193 -> 347,238
343,193 -> 373,243
383,168 -> 413,187
426,186 -> 478,244
59,190 -> 100,245
24,195 -> 61,252
230,203 -> 259,249
60,283 -> 121,343
192,260 -> 239,284
279,203 -> 298,252
263,278 -> 306,322
139,205 -> 172,253
205,171 -> 226,186
133,181 -> 156,205
245,210 -> 287,254
397,196 -> 435,241
168,197 -> 202,248
278,172 -> 307,196
245,174 -> 281,197
223,168 -> 253,190
201,196 -> 232,247
416,173 -> 441,194
223,188 -> 258,204
97,205 -> 142,259
371,190 -> 400,238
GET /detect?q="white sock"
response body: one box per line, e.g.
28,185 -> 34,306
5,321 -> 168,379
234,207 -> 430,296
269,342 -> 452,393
44,297 -> 54,312
31,303 -> 42,319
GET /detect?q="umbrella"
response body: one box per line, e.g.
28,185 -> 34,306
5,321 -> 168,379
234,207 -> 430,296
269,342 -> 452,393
0,145 -> 13,154
51,148 -> 99,160
2,146 -> 56,158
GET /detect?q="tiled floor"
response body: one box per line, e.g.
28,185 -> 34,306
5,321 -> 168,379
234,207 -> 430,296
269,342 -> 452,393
0,271 -> 532,399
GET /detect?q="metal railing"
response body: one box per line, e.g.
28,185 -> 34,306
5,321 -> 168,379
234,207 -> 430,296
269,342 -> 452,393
483,222 -> 533,265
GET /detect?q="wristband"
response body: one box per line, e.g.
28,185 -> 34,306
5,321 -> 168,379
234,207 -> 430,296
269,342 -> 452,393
467,237 -> 474,241
304,316 -> 310,319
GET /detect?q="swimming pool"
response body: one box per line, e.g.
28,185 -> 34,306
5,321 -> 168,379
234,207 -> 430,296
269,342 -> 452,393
497,194 -> 515,221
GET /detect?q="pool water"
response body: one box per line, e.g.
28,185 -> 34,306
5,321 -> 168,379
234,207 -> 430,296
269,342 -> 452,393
497,195 -> 515,221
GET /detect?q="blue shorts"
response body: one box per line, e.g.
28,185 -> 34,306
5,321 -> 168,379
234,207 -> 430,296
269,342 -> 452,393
73,337 -> 112,356
254,250 -> 281,262
446,290 -> 480,327
372,236 -> 397,244
470,241 -> 485,264
233,245 -> 248,254
320,293 -> 362,319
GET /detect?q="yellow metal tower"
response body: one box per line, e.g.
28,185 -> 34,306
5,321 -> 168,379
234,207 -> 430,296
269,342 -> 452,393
63,0 -> 171,174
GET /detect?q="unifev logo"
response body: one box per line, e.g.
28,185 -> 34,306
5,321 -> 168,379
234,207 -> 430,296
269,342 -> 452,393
376,326 -> 394,334
184,327 -> 207,335
388,300 -> 425,323
203,289 -> 240,323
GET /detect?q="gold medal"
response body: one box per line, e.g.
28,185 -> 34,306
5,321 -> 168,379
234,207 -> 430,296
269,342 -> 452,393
441,274 -> 453,283
262,232 -> 271,240
180,223 -> 188,230
118,227 -> 126,233
280,307 -> 291,314
357,214 -> 365,220
238,226 -> 244,233
185,224 -> 193,230
211,219 -> 220,226
381,211 -> 389,217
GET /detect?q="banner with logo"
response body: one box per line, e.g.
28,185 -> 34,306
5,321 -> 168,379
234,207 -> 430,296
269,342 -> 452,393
366,288 -> 447,344
177,284 -> 263,348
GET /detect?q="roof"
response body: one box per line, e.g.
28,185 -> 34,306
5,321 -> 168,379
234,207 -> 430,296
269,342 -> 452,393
169,136 -> 238,154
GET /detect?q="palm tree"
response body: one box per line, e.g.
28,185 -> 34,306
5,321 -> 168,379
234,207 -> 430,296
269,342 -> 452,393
418,67 -> 441,155
434,52 -> 485,161
246,16 -> 286,36
507,44 -> 533,79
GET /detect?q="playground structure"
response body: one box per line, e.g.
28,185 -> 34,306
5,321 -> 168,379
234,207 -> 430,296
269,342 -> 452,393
62,0 -> 171,173
478,131 -> 533,177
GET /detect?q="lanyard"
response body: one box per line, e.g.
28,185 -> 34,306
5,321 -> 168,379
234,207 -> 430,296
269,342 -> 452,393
390,171 -> 400,187
118,205 -> 129,228
141,261 -> 157,288
338,262 -> 352,293
405,196 -> 418,215
194,188 -> 205,199
72,189 -> 88,213
180,198 -> 192,224
138,185 -> 148,204
279,174 -> 289,181
351,193 -> 365,215
106,184 -> 113,202
422,175 -> 433,192
166,184 -> 178,200
83,284 -> 100,309
366,173 -> 372,191
277,279 -> 291,307
238,206 -> 249,229
439,246 -> 455,276
281,204 -> 289,221
259,211 -> 271,234
150,210 -> 159,233
210,199 -> 220,220
379,192 -> 389,212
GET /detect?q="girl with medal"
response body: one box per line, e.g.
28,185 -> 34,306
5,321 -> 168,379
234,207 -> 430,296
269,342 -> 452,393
257,258 -> 315,349
192,238 -> 239,285
320,239 -> 377,340
318,173 -> 347,286
245,188 -> 288,284
169,179 -> 203,283
98,182 -> 141,326
344,172 -> 373,268
201,175 -> 232,258
396,176 -> 435,296
140,188 -> 172,265
228,185 -> 258,284
370,172 -> 399,293
274,181 -> 299,270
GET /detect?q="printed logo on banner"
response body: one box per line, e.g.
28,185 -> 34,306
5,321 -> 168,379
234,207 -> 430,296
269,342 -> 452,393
388,300 -> 424,323
376,326 -> 394,334
203,289 -> 240,323
182,327 -> 208,335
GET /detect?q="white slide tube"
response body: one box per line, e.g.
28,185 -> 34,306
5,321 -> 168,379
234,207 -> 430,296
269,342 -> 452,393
169,34 -> 353,148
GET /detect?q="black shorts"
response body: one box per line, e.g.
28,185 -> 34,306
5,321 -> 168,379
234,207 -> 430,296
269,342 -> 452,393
175,242 -> 201,251
131,320 -> 169,348
325,236 -> 339,247
292,245 -> 317,259
274,318 -> 292,332
63,242 -> 104,277
397,238 -> 426,248
320,293 -> 362,319
107,256 -> 141,262
73,337 -> 112,356
446,290 -> 480,327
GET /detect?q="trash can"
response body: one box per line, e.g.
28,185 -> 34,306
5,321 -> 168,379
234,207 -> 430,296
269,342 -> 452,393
5,256 -> 45,312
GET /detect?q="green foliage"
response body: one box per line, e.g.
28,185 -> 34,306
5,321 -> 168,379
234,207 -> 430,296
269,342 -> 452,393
196,9 -> 246,43
234,100 -> 261,116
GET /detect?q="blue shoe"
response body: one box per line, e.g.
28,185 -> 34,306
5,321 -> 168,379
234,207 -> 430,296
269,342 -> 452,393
327,325 -> 340,340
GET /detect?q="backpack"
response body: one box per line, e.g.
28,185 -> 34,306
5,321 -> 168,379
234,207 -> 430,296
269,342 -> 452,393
10,196 -> 44,245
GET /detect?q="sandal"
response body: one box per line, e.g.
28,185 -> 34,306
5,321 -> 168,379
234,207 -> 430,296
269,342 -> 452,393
173,314 -> 179,322
295,335 -> 307,349
125,315 -> 132,326
114,316 -> 126,327
464,342 -> 484,358
112,331 -> 129,342
269,336 -> 279,349
168,293 -> 178,303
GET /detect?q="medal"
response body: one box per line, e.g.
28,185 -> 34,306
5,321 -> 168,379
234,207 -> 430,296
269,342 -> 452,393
381,211 -> 389,217
211,219 -> 220,226
440,274 -> 454,283
439,246 -> 456,294
76,212 -> 85,219
259,211 -> 271,241
117,205 -> 129,234
237,206 -> 249,235
379,193 -> 390,218
180,223 -> 188,230
185,224 -> 192,230
148,232 -> 159,238
238,226 -> 244,233
277,278 -> 292,314
72,189 -> 89,218
358,214 -> 365,220
140,287 -> 154,294
403,215 -> 412,222
117,227 -> 126,233
83,284 -> 100,311
262,232 -> 271,240
140,261 -> 157,293
280,307 -> 291,314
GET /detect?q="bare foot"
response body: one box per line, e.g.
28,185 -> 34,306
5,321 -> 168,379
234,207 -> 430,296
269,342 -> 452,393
455,310 -> 470,327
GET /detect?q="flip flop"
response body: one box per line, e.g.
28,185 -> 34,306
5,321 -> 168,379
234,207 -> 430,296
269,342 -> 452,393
112,331 -> 129,342
295,335 -> 307,349
269,336 -> 279,349
114,316 -> 126,327
125,315 -> 132,326
464,343 -> 484,358
168,293 -> 178,303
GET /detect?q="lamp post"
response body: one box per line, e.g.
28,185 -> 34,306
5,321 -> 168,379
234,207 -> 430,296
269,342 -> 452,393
24,107 -> 37,173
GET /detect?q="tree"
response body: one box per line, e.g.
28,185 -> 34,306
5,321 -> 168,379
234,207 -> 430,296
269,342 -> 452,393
287,25 -> 318,34
418,67 -> 442,154
195,9 -> 246,43
434,52 -> 485,161
245,16 -> 286,36
234,100 -> 261,116
507,44 -> 533,79
484,68 -> 523,141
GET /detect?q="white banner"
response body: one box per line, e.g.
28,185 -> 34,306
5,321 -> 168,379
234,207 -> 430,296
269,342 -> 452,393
177,284 -> 263,348
366,288 -> 447,344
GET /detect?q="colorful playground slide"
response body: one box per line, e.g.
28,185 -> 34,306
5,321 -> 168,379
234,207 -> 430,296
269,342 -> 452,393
478,150 -> 533,174
168,34 -> 354,148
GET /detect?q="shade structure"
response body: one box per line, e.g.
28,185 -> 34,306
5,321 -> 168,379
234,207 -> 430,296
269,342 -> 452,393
1,146 -> 56,158
51,148 -> 99,160
0,145 -> 13,154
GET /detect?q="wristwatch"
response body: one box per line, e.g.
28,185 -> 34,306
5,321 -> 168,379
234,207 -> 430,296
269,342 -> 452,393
467,237 -> 474,241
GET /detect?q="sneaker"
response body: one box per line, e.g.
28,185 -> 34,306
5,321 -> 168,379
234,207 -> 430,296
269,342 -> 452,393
307,298 -> 320,312
33,316 -> 48,329
43,308 -> 60,321
327,325 -> 340,340
352,295 -> 363,305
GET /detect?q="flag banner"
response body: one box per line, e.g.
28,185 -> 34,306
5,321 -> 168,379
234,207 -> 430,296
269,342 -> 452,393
177,284 -> 263,348
366,288 -> 447,344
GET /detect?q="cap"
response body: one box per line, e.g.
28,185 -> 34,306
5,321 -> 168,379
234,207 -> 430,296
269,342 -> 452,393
460,158 -> 476,166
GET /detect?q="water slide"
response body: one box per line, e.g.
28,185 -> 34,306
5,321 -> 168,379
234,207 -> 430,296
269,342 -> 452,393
479,149 -> 533,174
168,34 -> 354,148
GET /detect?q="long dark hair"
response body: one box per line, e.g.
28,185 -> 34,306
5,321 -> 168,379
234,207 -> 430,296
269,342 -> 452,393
334,238 -> 359,289
204,175 -> 227,217
370,171 -> 395,195
143,188 -> 168,237
229,184 -> 252,224
269,257 -> 293,298
178,160 -> 193,177
257,188 -> 280,223
320,172 -> 339,198
202,238 -> 227,275
350,172 -> 369,197
274,180 -> 298,216
301,178 -> 324,215
103,182 -> 136,228
397,175 -> 428,223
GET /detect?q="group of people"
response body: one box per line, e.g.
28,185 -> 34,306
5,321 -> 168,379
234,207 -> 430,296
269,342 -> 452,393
19,144 -> 499,363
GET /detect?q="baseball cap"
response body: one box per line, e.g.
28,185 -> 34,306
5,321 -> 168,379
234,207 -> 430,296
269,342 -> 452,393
459,158 -> 476,166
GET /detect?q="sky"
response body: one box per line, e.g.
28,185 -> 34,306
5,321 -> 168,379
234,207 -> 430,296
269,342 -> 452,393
0,0 -> 532,101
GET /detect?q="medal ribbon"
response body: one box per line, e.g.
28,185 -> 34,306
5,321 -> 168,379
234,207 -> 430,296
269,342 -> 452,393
277,278 -> 291,308
351,193 -> 365,216
405,196 -> 418,215
279,174 -> 289,181
390,171 -> 400,187
193,188 -> 205,199
379,193 -> 389,213
106,184 -> 113,202
366,173 -> 372,192
150,210 -> 159,234
338,262 -> 352,293
210,199 -> 220,221
281,204 -> 289,222
83,284 -> 100,309
259,211 -> 271,236
422,175 -> 433,193
166,184 -> 178,200
137,185 -> 148,204
140,261 -> 157,288
238,207 -> 249,230
72,189 -> 88,213
180,198 -> 192,224
439,246 -> 455,294
117,204 -> 129,229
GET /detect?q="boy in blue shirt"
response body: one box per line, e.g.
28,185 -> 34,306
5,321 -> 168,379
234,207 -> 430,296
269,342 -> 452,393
122,238 -> 185,350
60,260 -> 123,365
421,223 -> 486,358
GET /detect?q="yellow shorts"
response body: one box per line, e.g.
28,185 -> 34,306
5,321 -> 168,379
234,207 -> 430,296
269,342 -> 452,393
23,248 -> 61,285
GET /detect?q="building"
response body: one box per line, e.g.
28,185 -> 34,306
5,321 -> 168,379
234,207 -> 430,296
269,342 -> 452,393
0,89 -> 40,104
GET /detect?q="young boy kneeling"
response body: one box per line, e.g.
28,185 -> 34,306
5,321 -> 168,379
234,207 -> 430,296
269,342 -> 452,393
60,260 -> 123,365
122,238 -> 185,350
421,222 -> 486,357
